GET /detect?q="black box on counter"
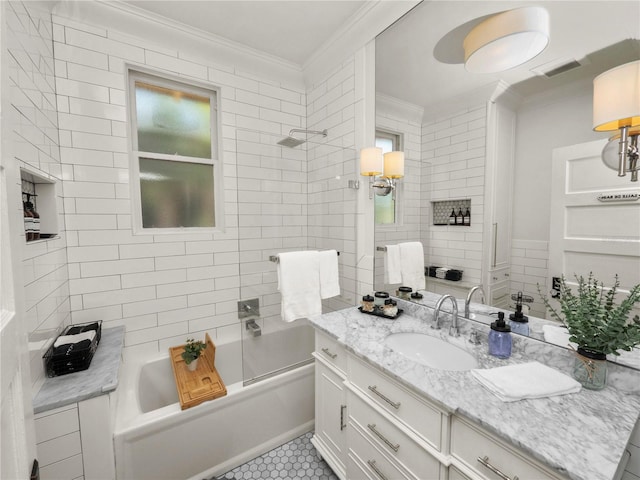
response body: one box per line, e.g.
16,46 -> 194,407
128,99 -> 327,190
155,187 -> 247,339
426,266 -> 463,281
43,321 -> 102,377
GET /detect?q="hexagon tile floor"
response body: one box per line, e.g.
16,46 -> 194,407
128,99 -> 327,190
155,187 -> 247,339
214,431 -> 338,480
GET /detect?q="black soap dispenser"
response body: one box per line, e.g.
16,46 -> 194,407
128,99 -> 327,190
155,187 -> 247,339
488,312 -> 512,359
449,208 -> 457,225
509,292 -> 529,336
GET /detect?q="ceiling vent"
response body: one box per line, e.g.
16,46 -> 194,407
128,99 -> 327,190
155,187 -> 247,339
532,57 -> 587,78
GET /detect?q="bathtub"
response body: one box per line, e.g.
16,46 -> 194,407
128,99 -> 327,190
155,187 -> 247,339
113,324 -> 315,480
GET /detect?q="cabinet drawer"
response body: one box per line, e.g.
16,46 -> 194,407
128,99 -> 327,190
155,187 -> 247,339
348,355 -> 444,450
349,391 -> 441,479
316,331 -> 346,374
451,416 -> 561,480
449,466 -> 472,480
348,422 -> 415,480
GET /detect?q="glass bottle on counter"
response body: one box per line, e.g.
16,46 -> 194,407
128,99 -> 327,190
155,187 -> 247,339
488,312 -> 512,359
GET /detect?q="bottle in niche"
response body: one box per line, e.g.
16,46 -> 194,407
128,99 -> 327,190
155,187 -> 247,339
463,208 -> 471,226
23,201 -> 34,241
456,208 -> 464,225
29,201 -> 40,240
449,208 -> 457,225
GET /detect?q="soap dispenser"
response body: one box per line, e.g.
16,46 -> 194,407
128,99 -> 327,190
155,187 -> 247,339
489,312 -> 512,359
509,292 -> 529,336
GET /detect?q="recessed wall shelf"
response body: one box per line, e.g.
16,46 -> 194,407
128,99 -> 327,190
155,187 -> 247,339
432,199 -> 471,226
20,169 -> 59,242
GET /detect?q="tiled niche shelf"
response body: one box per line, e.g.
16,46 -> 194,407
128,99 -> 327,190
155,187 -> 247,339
21,169 -> 59,243
432,199 -> 471,226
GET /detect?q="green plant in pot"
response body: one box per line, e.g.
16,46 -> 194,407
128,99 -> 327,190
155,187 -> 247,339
182,338 -> 207,372
538,273 -> 640,390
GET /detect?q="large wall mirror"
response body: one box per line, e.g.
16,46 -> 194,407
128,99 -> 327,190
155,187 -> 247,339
373,0 -> 640,365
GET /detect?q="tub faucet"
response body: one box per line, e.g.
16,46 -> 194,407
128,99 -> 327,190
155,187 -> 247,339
245,318 -> 261,337
433,294 -> 459,337
465,285 -> 486,318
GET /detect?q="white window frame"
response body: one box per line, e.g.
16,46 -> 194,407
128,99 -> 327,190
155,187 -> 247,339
375,128 -> 404,227
127,68 -> 224,234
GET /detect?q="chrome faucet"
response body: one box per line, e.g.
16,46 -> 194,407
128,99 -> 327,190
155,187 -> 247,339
433,294 -> 460,337
465,285 -> 486,318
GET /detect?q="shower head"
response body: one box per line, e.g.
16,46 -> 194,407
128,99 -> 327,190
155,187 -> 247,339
277,128 -> 328,148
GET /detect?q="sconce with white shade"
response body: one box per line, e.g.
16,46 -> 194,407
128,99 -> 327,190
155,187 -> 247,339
463,6 -> 549,74
593,60 -> 640,182
360,148 -> 405,198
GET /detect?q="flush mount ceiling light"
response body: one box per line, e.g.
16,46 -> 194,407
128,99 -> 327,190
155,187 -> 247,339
463,6 -> 550,74
593,60 -> 640,182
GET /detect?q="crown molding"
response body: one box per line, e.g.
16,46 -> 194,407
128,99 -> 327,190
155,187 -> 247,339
303,1 -> 420,87
53,0 -> 306,90
376,93 -> 424,125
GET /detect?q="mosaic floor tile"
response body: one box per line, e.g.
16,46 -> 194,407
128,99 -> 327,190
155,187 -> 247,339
215,431 -> 338,480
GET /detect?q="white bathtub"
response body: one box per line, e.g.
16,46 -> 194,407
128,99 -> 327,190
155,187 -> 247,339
113,325 -> 315,480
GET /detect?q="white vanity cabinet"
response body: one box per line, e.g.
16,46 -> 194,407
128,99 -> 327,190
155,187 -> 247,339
312,328 -> 574,480
312,331 -> 347,480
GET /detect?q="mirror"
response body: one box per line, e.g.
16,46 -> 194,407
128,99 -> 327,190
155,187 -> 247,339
373,0 -> 640,364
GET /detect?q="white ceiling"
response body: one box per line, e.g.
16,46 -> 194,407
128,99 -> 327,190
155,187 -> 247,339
376,1 -> 640,114
123,0 -> 367,66
120,0 -> 639,111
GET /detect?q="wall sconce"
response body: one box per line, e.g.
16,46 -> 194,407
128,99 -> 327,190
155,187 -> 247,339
463,6 -> 549,74
593,60 -> 640,182
360,148 -> 404,198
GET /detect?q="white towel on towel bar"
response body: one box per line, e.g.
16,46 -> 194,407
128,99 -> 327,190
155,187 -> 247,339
471,362 -> 581,402
399,242 -> 425,291
277,251 -> 321,322
384,244 -> 402,284
319,250 -> 340,299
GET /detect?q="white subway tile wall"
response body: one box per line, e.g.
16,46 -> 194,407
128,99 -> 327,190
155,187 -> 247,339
422,104 -> 487,285
51,8 -> 364,355
307,57 -> 359,311
7,1 -> 71,393
509,239 -> 549,318
374,107 -> 423,290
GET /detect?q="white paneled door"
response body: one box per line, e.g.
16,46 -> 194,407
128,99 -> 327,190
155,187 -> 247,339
549,139 -> 640,297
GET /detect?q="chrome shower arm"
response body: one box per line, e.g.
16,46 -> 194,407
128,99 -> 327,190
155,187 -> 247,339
288,128 -> 328,137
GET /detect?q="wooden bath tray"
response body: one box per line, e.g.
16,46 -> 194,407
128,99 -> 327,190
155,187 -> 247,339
169,333 -> 227,410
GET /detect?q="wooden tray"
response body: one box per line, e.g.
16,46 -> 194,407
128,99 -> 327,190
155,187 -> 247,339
169,333 -> 227,410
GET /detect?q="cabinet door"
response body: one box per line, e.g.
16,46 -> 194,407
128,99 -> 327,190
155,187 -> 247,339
314,360 -> 346,478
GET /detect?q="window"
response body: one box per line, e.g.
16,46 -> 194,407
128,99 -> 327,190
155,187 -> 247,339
128,71 -> 222,232
375,130 -> 402,225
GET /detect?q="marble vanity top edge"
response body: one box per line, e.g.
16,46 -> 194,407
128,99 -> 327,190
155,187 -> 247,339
308,307 -> 640,480
33,326 -> 125,414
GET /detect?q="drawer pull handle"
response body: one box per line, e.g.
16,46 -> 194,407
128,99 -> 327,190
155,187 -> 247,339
340,405 -> 346,431
367,385 -> 401,409
367,460 -> 389,480
477,456 -> 519,480
367,423 -> 400,452
321,347 -> 337,359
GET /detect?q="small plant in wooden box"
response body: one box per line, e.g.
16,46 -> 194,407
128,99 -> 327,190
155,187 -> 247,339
181,338 -> 207,371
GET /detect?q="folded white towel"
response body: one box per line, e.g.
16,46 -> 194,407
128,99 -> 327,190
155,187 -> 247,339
399,242 -> 425,291
471,362 -> 581,402
542,325 -> 578,350
384,244 -> 402,284
277,251 -> 321,322
54,330 -> 96,348
319,250 -> 340,299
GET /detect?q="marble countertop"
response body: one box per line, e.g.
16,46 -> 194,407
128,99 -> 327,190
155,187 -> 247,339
308,303 -> 640,480
33,326 -> 125,414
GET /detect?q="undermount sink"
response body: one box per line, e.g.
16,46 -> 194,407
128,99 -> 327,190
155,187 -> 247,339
384,332 -> 478,371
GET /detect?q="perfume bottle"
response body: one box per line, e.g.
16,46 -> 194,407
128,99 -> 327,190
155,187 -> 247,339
488,312 -> 512,359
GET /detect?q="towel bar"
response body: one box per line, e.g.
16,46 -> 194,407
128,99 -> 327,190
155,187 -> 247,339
269,251 -> 340,263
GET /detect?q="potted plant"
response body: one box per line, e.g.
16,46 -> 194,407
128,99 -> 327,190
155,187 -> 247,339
182,338 -> 207,371
538,273 -> 640,390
